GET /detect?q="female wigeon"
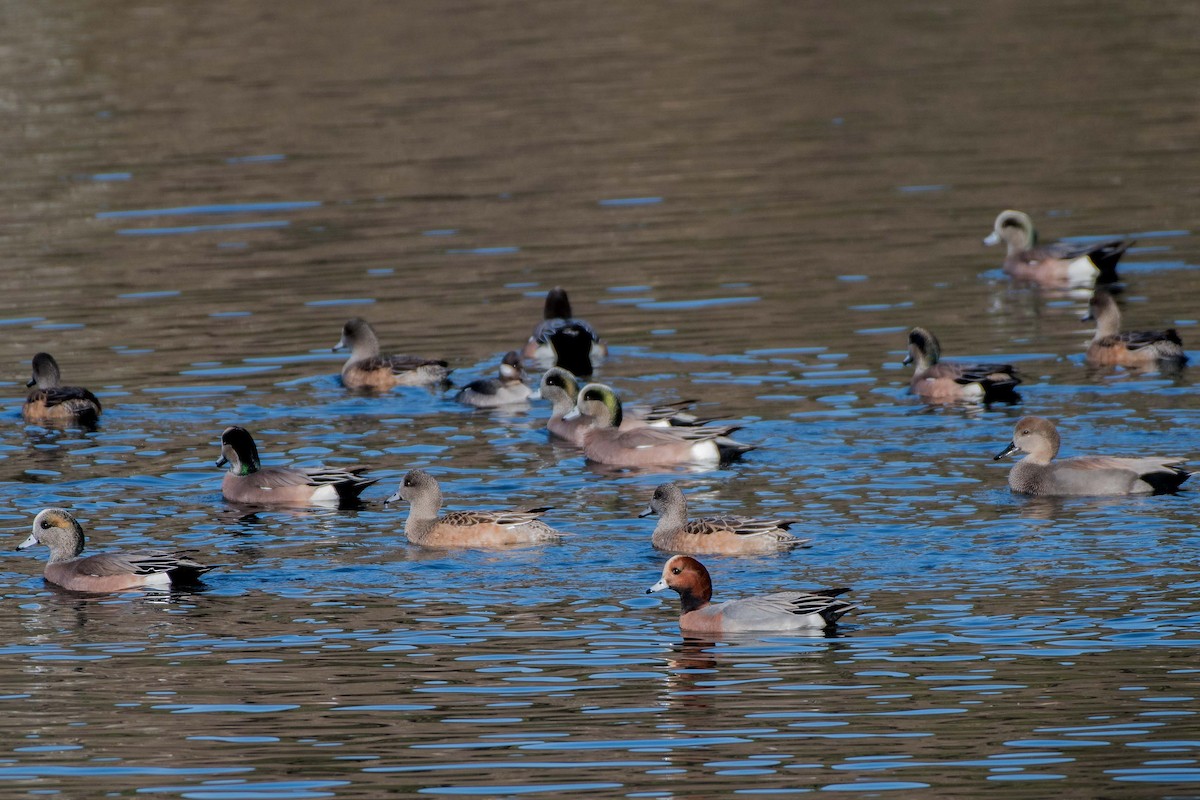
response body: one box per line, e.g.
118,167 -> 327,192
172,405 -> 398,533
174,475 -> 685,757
1082,288 -> 1187,368
17,508 -> 215,593
387,468 -> 564,548
217,426 -> 377,506
576,383 -> 753,467
454,351 -> 532,407
334,317 -> 450,390
22,353 -> 102,426
984,209 -> 1132,286
904,327 -> 1021,404
640,483 -> 808,555
647,555 -> 855,633
538,368 -> 720,446
521,287 -> 607,377
994,415 -> 1190,495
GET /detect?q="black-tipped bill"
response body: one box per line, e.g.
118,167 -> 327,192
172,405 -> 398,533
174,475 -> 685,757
994,441 -> 1019,461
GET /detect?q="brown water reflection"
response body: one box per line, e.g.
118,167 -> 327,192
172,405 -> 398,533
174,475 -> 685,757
2,0 -> 1200,797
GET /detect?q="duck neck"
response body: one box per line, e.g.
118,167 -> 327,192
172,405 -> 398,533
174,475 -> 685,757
352,329 -> 381,360
1093,306 -> 1121,339
404,491 -> 442,538
677,587 -> 710,615
656,499 -> 688,535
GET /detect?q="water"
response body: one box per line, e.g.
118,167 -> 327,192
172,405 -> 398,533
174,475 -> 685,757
2,0 -> 1200,796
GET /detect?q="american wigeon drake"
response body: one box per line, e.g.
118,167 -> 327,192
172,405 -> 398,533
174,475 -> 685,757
904,328 -> 1021,404
647,555 -> 855,633
522,287 -> 607,377
386,468 -> 563,548
334,317 -> 450,390
994,415 -> 1190,495
1082,288 -> 1187,368
217,426 -> 377,506
17,508 -> 215,592
454,351 -> 532,407
22,353 -> 102,426
640,482 -> 809,555
984,209 -> 1132,286
576,383 -> 754,467
539,368 -> 720,447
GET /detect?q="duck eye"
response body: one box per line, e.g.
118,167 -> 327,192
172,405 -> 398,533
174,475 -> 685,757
40,519 -> 50,529
671,567 -> 681,575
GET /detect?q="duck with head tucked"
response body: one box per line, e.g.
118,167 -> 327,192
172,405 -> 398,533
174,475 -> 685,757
22,353 -> 102,426
18,508 -> 215,593
538,368 -> 721,446
217,425 -> 377,506
334,317 -> 450,390
1082,288 -> 1187,369
904,327 -> 1021,404
647,555 -> 855,633
984,209 -> 1132,286
994,415 -> 1190,495
454,351 -> 532,408
575,383 -> 754,467
387,468 -> 564,548
640,482 -> 808,555
522,287 -> 607,377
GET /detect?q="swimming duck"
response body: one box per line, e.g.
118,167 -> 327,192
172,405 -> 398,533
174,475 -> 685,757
334,317 -> 450,390
22,353 -> 102,426
640,482 -> 808,555
522,287 -> 607,376
984,209 -> 1132,286
454,351 -> 532,407
647,555 -> 855,633
1082,288 -> 1187,368
217,425 -> 377,506
904,327 -> 1021,404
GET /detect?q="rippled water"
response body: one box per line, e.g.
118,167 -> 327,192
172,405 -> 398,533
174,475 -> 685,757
2,0 -> 1200,797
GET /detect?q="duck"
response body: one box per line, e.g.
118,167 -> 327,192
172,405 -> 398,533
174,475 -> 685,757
984,209 -> 1132,286
904,327 -> 1021,404
386,468 -> 564,548
17,508 -> 215,592
647,555 -> 855,633
217,425 -> 377,506
333,317 -> 450,390
640,482 -> 808,555
22,353 -> 103,426
538,368 -> 721,446
1082,288 -> 1187,368
576,383 -> 754,467
522,287 -> 607,376
994,415 -> 1190,495
454,351 -> 533,407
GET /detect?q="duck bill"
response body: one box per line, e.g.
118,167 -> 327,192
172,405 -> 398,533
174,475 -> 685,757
215,456 -> 229,468
1080,311 -> 1095,322
983,231 -> 1000,246
646,577 -> 668,594
25,378 -> 35,388
901,354 -> 913,366
994,441 -> 1019,461
331,337 -> 347,353
17,534 -> 37,550
637,506 -> 656,519
384,491 -> 401,505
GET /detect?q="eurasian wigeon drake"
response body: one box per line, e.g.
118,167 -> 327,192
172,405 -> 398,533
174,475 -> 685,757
640,483 -> 808,555
17,508 -> 215,593
984,209 -> 1132,286
333,317 -> 450,390
904,327 -> 1021,404
538,368 -> 721,447
994,415 -> 1190,495
521,287 -> 607,377
575,384 -> 754,467
386,468 -> 564,548
22,353 -> 102,426
454,351 -> 532,407
1082,288 -> 1187,369
217,426 -> 377,506
647,555 -> 855,633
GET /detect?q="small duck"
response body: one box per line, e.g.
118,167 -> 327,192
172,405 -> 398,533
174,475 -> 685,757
334,317 -> 450,390
386,468 -> 563,548
647,555 -> 855,633
522,287 -> 607,376
984,209 -> 1132,286
994,415 -> 1190,495
17,508 -> 215,592
538,368 -> 720,446
640,482 -> 808,555
1082,288 -> 1187,368
22,353 -> 103,426
904,327 -> 1021,404
576,383 -> 754,467
454,351 -> 532,407
217,425 -> 377,506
